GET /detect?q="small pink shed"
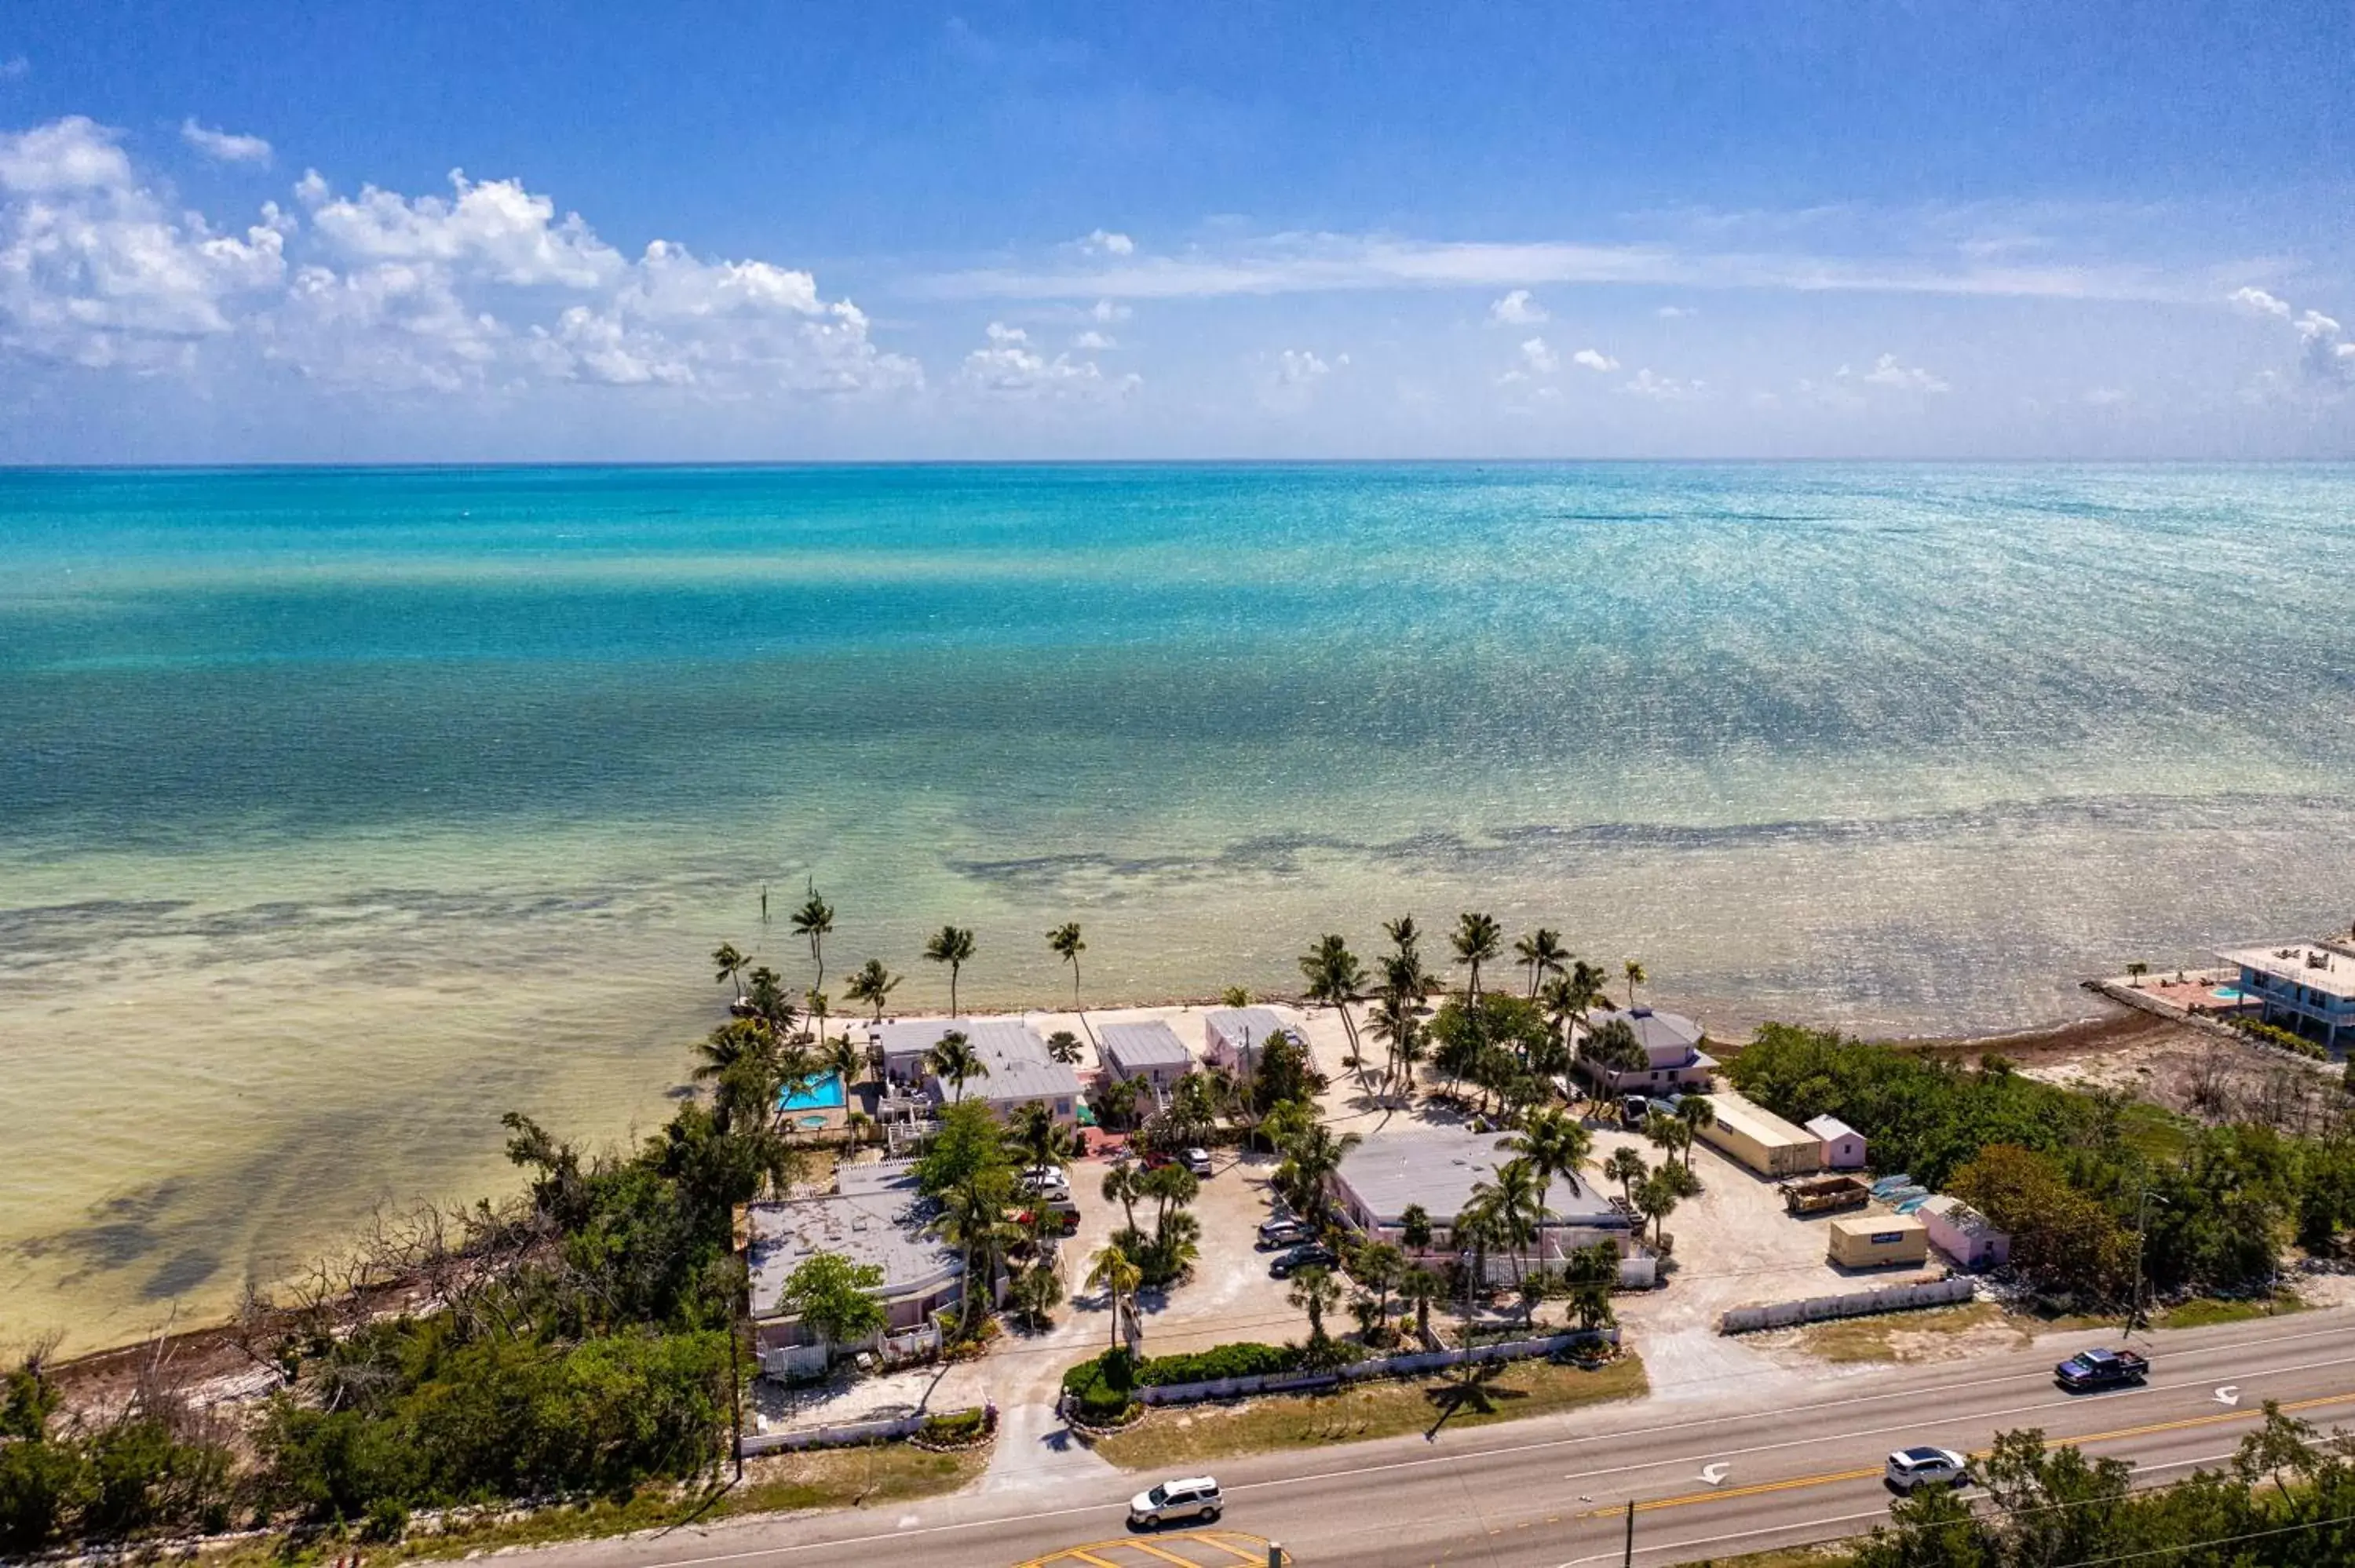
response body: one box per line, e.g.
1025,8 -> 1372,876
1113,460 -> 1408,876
1805,1114 -> 1868,1171
1919,1194 -> 2010,1271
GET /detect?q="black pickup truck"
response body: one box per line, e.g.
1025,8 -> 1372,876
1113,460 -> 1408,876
2055,1347 -> 2149,1391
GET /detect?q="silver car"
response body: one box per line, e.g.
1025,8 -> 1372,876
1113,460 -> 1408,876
1885,1446 -> 1969,1493
1129,1475 -> 1223,1527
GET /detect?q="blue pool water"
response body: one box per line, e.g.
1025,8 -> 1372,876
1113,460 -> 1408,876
780,1071 -> 848,1111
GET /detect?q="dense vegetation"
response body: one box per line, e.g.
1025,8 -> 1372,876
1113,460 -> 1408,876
2,1000 -> 816,1552
1840,1409 -> 2355,1568
1729,1023 -> 2355,1303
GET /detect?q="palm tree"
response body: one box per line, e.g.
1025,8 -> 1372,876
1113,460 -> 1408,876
1399,1202 -> 1434,1253
845,957 -> 902,1023
695,1018 -> 781,1086
933,1184 -> 1019,1339
1634,1166 -> 1681,1248
926,1030 -> 988,1102
805,987 -> 831,1048
1287,1264 -> 1344,1345
1514,928 -> 1569,998
1603,1147 -> 1648,1207
1101,1160 -> 1144,1231
1045,1029 -> 1085,1066
1674,1096 -> 1717,1169
821,1033 -> 862,1086
1047,921 -> 1087,1020
1298,934 -> 1367,1078
923,925 -> 977,1014
1451,912 -> 1502,1001
712,942 -> 749,1001
1471,1157 -> 1544,1293
1276,1121 -> 1363,1231
1366,992 -> 1421,1099
1642,1109 -> 1692,1166
1384,914 -> 1422,966
743,965 -> 797,1035
1400,1265 -> 1446,1346
1622,958 -> 1648,1009
1352,1241 -> 1407,1340
1086,1243 -> 1144,1352
790,882 -> 835,992
1506,1108 -> 1594,1237
1008,1100 -> 1077,1173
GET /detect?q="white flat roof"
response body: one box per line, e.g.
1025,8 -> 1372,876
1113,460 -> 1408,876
1100,1019 -> 1192,1073
1335,1123 -> 1625,1229
1700,1091 -> 1820,1149
1805,1114 -> 1861,1142
2221,940 -> 2355,1001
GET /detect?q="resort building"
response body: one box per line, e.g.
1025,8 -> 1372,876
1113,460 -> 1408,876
1919,1195 -> 2010,1272
1691,1090 -> 1824,1177
1098,1019 -> 1193,1092
1827,1212 -> 1930,1270
746,1163 -> 974,1377
1806,1114 -> 1868,1171
2218,938 -> 2355,1053
1330,1122 -> 1638,1278
1203,1006 -> 1294,1078
868,1018 -> 1082,1122
1575,1007 -> 1718,1095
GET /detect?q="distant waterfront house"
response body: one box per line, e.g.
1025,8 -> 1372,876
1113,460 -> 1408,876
2219,939 -> 2355,1053
868,1018 -> 1082,1121
1575,1007 -> 1718,1095
1330,1123 -> 1637,1274
1203,1006 -> 1293,1078
1806,1114 -> 1868,1171
746,1164 -> 972,1377
1691,1091 -> 1823,1177
1919,1194 -> 2010,1271
1099,1019 -> 1193,1092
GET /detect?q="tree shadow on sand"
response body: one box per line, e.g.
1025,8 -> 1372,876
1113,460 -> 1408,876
1420,1360 -> 1527,1440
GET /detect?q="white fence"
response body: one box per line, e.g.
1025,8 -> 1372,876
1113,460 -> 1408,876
1718,1276 -> 1974,1334
1127,1329 -> 1620,1407
741,1403 -> 988,1455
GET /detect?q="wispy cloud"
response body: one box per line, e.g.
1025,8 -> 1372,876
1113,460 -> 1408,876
926,228 -> 2193,305
180,119 -> 272,166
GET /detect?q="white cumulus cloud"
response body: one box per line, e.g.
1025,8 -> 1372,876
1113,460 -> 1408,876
961,319 -> 1135,398
0,118 -> 916,398
1488,288 -> 1546,324
1572,347 -> 1619,372
1072,329 -> 1115,350
1656,304 -> 1697,319
1853,352 -> 1949,392
181,119 -> 272,166
2229,286 -> 2293,320
1077,228 -> 1135,256
1519,336 -> 1558,374
1,117 -> 285,367
1623,368 -> 1704,401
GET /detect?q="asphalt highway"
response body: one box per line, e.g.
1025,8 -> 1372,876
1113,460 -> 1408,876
542,1310 -> 2355,1568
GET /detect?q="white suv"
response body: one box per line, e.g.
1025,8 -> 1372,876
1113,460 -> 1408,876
1885,1446 -> 1970,1493
1129,1475 -> 1223,1527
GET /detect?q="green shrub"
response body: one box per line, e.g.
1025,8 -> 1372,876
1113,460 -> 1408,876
1134,1342 -> 1305,1387
2231,1016 -> 2328,1059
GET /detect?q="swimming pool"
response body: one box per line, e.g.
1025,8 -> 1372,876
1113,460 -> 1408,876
2211,986 -> 2249,1002
779,1071 -> 847,1111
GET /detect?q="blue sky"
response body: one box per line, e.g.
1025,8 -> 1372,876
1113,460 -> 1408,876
2,1 -> 2350,459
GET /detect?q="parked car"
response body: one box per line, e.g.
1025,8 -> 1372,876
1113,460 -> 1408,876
1129,1475 -> 1223,1528
1013,1205 -> 1079,1236
1621,1094 -> 1652,1123
1269,1242 -> 1338,1278
1885,1446 -> 1970,1493
1256,1217 -> 1314,1250
1183,1147 -> 1214,1177
2054,1347 -> 2149,1391
1021,1165 -> 1071,1197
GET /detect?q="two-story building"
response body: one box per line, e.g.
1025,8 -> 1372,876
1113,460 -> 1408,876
746,1163 -> 975,1377
1098,1019 -> 1194,1092
1575,1007 -> 1718,1096
1330,1122 -> 1640,1283
2219,937 -> 2355,1054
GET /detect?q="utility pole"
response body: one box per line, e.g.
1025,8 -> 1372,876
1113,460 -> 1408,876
1623,1497 -> 1636,1568
2127,1185 -> 2168,1339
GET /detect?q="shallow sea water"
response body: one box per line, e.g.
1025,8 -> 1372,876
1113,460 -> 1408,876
2,461 -> 2351,1347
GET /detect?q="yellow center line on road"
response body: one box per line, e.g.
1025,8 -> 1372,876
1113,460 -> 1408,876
1574,1386 -> 2355,1520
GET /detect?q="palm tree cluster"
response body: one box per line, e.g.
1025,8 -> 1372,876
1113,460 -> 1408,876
1097,1157 -> 1204,1287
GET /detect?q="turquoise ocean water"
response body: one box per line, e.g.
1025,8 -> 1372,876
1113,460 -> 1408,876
4,462 -> 2353,1347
